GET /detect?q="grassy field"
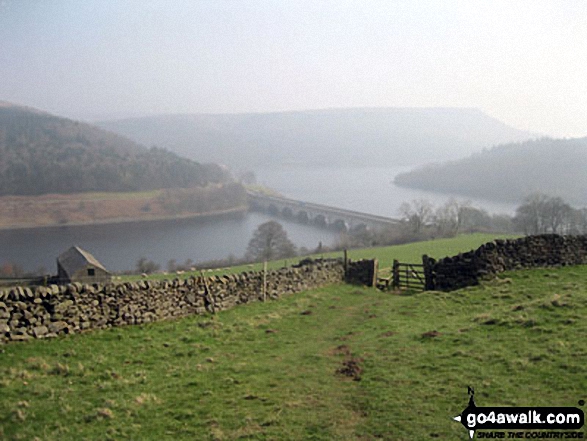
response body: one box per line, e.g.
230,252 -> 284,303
121,233 -> 519,282
0,187 -> 246,230
1,261 -> 585,440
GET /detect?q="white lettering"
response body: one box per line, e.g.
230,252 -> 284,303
506,414 -> 519,424
467,413 -> 476,427
532,411 -> 542,424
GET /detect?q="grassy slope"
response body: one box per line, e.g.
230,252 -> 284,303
122,233 -> 518,282
0,187 -> 247,230
1,263 -> 586,440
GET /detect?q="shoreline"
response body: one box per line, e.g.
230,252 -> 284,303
0,205 -> 249,232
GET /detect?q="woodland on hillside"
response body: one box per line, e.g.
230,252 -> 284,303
0,106 -> 230,196
394,137 -> 587,205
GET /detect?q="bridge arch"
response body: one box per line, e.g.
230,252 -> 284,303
297,211 -> 309,223
331,219 -> 348,232
267,204 -> 279,216
350,223 -> 369,233
313,214 -> 327,227
282,207 -> 294,218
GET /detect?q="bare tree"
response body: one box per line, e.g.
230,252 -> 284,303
399,199 -> 433,233
514,193 -> 550,234
435,199 -> 473,235
514,193 -> 573,234
136,257 -> 160,274
167,259 -> 177,273
543,196 -> 572,234
460,205 -> 493,232
245,221 -> 296,261
566,207 -> 587,234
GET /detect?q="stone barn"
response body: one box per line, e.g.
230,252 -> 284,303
57,246 -> 112,284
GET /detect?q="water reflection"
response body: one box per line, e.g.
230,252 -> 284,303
0,212 -> 340,273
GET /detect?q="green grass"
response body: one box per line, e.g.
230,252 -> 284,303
328,233 -> 519,271
42,190 -> 163,202
244,184 -> 282,197
121,233 -> 518,282
76,190 -> 163,200
1,263 -> 585,440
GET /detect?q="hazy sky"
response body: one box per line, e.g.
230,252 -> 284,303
1,0 -> 586,137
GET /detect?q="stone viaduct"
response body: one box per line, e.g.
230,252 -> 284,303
247,191 -> 400,231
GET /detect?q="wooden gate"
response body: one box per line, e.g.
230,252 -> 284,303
375,255 -> 435,292
391,260 -> 427,291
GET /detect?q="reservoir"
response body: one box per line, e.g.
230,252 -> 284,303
0,165 -> 516,273
0,212 -> 341,274
254,165 -> 516,218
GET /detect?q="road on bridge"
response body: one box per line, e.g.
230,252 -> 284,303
247,190 -> 400,231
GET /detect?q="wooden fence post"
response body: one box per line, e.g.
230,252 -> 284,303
263,260 -> 267,302
343,249 -> 348,280
422,254 -> 434,290
371,259 -> 378,287
392,259 -> 400,289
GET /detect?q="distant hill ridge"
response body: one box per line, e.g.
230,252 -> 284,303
394,137 -> 587,205
97,107 -> 536,167
0,102 -> 230,196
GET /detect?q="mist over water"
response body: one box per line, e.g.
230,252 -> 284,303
255,165 -> 517,217
0,212 -> 340,273
0,165 -> 519,273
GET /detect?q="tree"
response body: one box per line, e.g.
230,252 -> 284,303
514,193 -> 573,234
399,199 -> 433,233
514,193 -> 550,234
543,196 -> 572,234
245,221 -> 296,261
435,199 -> 472,235
136,257 -> 160,274
167,259 -> 177,273
459,206 -> 493,232
0,262 -> 24,277
238,170 -> 257,185
569,208 -> 587,234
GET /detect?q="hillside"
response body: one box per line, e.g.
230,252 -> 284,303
394,137 -> 587,205
0,102 -> 230,196
97,107 -> 535,167
1,251 -> 584,438
0,185 -> 247,230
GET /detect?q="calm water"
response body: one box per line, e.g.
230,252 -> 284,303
0,213 -> 341,273
0,165 -> 516,273
255,165 -> 516,218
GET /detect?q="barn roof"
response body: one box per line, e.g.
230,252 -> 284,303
57,246 -> 109,276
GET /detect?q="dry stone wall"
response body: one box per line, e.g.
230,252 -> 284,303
10,233 -> 579,342
428,234 -> 587,291
0,258 -> 345,344
345,259 -> 378,287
